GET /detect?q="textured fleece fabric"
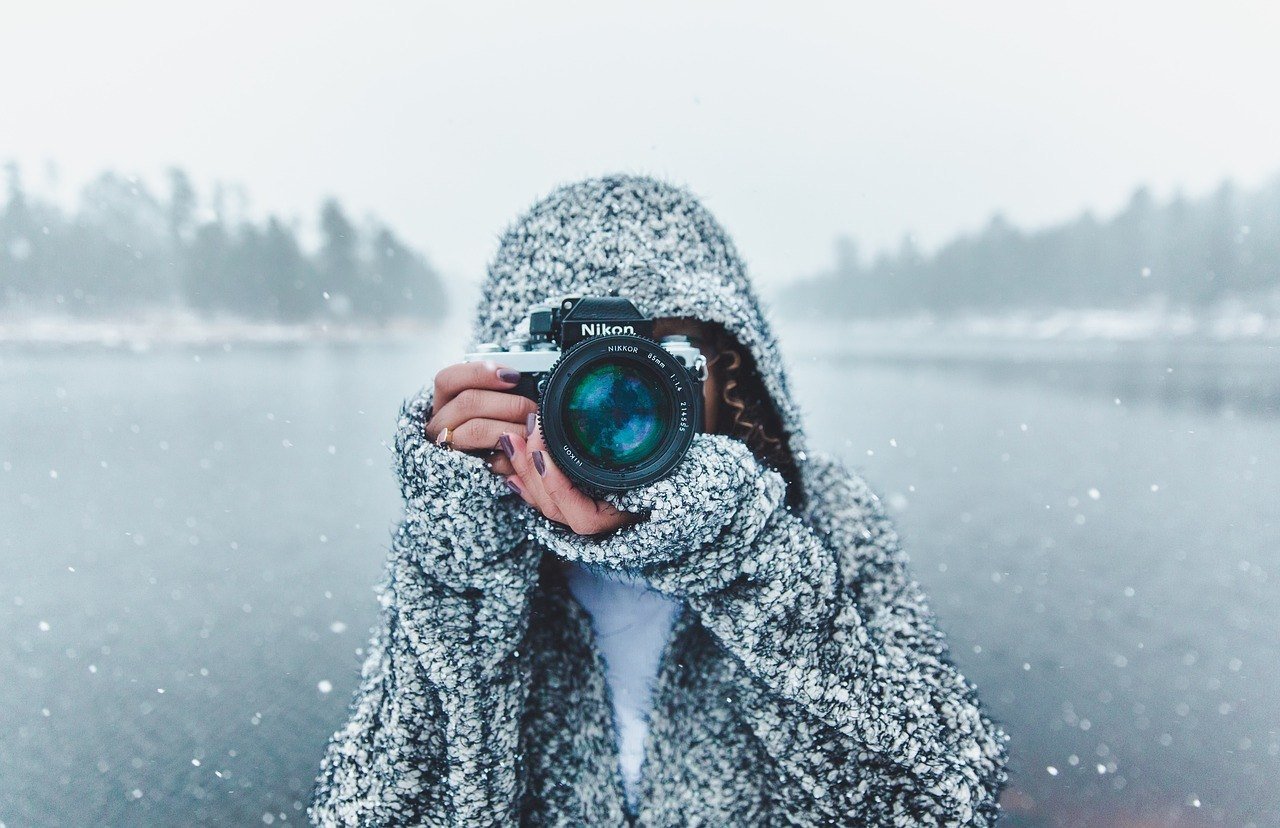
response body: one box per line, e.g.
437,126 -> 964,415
309,175 -> 1009,826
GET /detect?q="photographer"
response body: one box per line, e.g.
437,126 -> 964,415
310,176 -> 1007,826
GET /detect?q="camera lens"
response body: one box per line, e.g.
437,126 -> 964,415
564,363 -> 669,468
538,334 -> 700,493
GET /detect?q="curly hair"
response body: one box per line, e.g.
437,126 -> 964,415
703,323 -> 803,510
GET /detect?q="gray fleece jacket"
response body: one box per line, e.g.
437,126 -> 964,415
309,175 -> 1008,826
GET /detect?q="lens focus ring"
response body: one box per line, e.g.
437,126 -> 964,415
538,334 -> 700,493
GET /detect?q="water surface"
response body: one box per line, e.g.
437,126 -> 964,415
1,333 -> 1277,826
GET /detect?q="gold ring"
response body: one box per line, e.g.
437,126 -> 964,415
435,426 -> 454,450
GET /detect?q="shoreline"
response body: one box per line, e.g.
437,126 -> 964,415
1,308 -> 1278,354
0,314 -> 463,350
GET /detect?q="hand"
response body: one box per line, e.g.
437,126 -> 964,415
424,360 -> 536,477
499,426 -> 642,536
520,434 -> 783,578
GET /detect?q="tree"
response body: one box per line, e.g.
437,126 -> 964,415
318,199 -> 360,318
184,219 -> 231,314
779,174 -> 1280,319
1,162 -> 36,305
368,225 -> 447,322
263,218 -> 320,321
1,163 -> 448,324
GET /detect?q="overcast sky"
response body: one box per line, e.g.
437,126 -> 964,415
3,1 -> 1279,287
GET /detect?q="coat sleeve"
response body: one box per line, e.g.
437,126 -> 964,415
309,387 -> 540,827
530,433 -> 1008,826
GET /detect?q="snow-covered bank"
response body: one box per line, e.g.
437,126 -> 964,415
784,301 -> 1280,343
0,311 -> 465,350
3,303 -> 1280,354
774,304 -> 1280,367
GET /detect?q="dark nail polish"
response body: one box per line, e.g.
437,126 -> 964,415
526,412 -> 537,437
498,433 -> 515,459
505,478 -> 521,495
497,368 -> 521,384
532,450 -> 546,476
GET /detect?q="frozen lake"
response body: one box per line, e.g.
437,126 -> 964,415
2,330 -> 1278,826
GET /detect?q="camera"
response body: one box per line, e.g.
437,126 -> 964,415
465,296 -> 707,493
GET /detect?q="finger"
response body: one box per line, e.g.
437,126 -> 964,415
493,414 -> 541,497
432,361 -> 522,412
448,417 -> 531,453
528,433 -> 626,535
464,448 -> 513,478
503,473 -> 534,505
493,434 -> 536,506
426,389 -> 535,440
509,431 -> 561,520
504,431 -> 565,523
486,453 -> 515,477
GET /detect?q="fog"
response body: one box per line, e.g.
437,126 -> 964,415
4,1 -> 1280,285
3,3 -> 1280,826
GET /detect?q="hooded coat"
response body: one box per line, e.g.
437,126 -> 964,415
309,175 -> 1008,826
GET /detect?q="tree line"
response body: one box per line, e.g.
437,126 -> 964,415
781,175 -> 1280,318
6,164 -> 1278,323
0,164 -> 447,323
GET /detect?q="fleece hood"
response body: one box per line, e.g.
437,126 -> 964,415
470,174 -> 809,470
311,178 -> 1009,828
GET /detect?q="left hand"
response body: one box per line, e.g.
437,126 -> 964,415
499,427 -> 642,536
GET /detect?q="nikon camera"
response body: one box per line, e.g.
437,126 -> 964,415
465,296 -> 707,493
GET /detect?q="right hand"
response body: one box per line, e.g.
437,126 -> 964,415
424,360 -> 536,477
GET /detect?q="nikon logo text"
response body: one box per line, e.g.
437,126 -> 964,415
580,323 -> 635,336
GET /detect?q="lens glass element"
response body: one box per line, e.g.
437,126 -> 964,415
564,361 -> 669,469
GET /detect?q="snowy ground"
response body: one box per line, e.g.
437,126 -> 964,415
840,303 -> 1280,343
3,301 -> 1280,349
0,312 -> 460,349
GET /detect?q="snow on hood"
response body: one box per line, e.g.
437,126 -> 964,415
469,175 -> 808,470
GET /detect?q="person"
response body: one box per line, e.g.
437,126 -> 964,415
309,176 -> 1008,826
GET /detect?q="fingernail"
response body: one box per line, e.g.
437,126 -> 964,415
526,412 -> 537,437
497,367 -> 521,384
498,433 -> 515,459
531,450 -> 546,476
505,478 -> 521,495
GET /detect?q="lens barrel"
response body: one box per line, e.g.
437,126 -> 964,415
538,334 -> 700,493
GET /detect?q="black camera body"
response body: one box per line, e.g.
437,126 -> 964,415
465,296 -> 707,493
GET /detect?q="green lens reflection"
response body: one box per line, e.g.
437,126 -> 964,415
564,362 -> 668,469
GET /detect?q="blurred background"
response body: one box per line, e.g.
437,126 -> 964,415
3,2 -> 1278,825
